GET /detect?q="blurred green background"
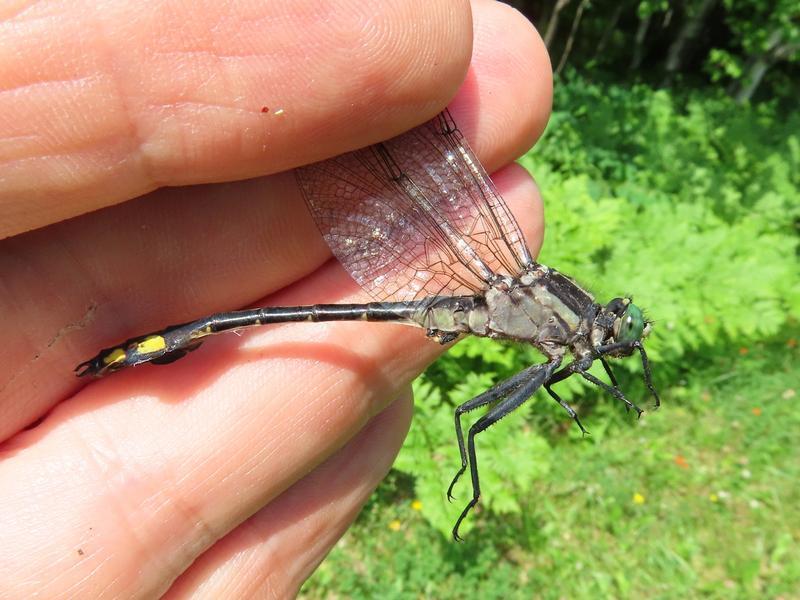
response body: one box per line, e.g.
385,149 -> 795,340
302,2 -> 799,597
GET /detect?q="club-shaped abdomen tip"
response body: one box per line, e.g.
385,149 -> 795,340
75,346 -> 127,377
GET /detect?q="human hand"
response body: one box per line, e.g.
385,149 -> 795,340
0,0 -> 551,596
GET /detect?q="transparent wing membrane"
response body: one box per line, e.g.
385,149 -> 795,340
295,109 -> 535,302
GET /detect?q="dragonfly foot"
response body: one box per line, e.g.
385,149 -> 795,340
446,469 -> 465,502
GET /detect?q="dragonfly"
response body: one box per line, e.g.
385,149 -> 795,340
76,109 -> 660,540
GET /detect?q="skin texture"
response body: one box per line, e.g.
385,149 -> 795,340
0,0 -> 552,596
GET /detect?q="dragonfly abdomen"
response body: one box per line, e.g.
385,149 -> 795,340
76,301 -> 428,377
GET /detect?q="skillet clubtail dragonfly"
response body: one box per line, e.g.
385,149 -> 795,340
77,109 -> 660,540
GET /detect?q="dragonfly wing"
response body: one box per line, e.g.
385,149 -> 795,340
295,110 -> 535,302
383,110 -> 533,276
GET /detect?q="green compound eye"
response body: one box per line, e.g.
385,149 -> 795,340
617,303 -> 645,343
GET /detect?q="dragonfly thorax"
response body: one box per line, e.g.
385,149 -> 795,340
482,267 -> 594,351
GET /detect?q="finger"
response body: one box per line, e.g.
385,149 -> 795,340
454,0 -> 552,169
164,390 -> 413,598
0,0 -> 473,238
0,174 -> 539,598
0,2 -> 549,438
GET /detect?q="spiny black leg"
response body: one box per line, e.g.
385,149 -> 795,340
544,383 -> 589,436
541,359 -> 593,434
544,357 -> 592,387
598,356 -> 619,388
635,341 -> 661,409
447,365 -> 539,501
452,360 -> 560,541
579,370 -> 643,417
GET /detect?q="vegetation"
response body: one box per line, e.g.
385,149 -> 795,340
302,4 -> 799,597
522,0 -> 800,103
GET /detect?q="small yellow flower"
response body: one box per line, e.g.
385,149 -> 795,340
388,519 -> 401,532
709,493 -> 719,503
411,499 -> 423,511
633,492 -> 645,505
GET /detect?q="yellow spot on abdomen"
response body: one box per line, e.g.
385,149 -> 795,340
102,348 -> 127,365
136,335 -> 166,355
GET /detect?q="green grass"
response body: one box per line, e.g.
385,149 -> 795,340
301,335 -> 799,599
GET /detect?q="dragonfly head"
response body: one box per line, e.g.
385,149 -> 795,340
598,297 -> 651,355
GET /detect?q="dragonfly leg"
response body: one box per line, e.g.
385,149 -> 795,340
452,359 -> 561,541
598,355 -> 619,387
635,341 -> 661,409
578,370 -> 644,417
594,340 -> 660,410
541,358 -> 594,434
447,364 -> 541,501
544,383 -> 589,436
